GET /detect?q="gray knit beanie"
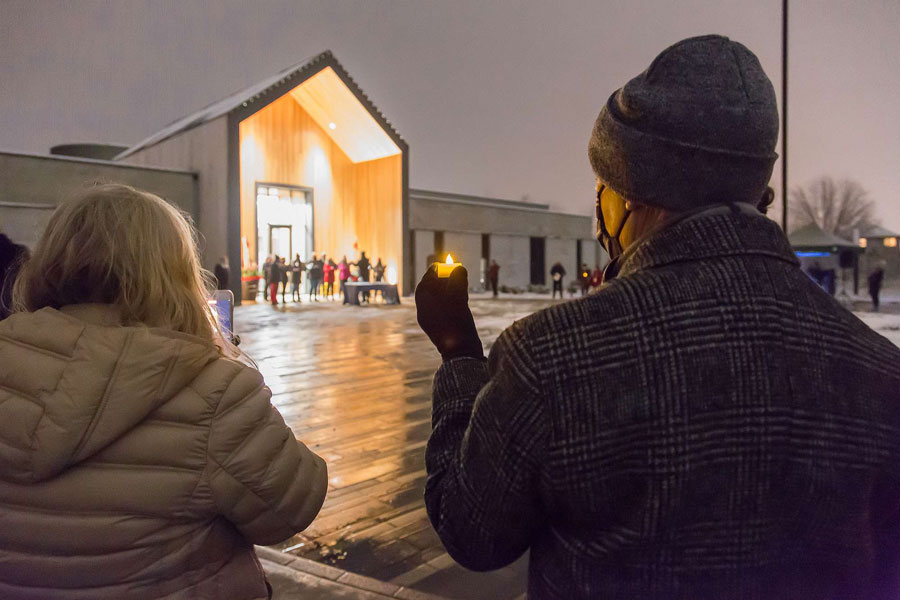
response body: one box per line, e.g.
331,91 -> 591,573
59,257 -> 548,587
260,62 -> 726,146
589,34 -> 779,211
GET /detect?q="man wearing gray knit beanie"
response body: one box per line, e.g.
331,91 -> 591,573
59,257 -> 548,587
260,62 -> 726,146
416,35 -> 900,599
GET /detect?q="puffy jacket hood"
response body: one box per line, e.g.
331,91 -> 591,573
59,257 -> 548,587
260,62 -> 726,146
0,305 -> 219,483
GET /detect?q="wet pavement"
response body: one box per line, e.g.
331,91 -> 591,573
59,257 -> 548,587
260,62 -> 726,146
236,293 -> 554,600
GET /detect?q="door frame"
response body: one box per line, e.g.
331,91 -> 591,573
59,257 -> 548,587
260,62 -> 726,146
253,182 -> 315,267
268,224 -> 293,261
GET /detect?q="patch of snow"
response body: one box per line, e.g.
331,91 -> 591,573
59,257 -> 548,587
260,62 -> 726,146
854,311 -> 900,348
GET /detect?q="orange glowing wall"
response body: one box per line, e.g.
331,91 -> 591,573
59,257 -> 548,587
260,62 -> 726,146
239,92 -> 402,283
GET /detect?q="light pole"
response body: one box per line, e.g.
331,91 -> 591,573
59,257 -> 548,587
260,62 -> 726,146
781,0 -> 789,232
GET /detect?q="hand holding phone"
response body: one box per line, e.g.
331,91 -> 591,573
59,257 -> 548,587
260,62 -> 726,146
209,290 -> 238,344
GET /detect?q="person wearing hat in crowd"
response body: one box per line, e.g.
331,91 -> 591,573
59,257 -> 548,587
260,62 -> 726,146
415,35 -> 900,599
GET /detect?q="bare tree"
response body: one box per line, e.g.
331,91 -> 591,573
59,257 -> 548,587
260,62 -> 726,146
789,177 -> 878,240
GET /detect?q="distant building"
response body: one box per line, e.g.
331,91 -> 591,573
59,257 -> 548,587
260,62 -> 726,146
859,225 -> 900,279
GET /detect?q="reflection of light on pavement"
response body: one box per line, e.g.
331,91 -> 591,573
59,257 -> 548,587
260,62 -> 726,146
233,298 -> 564,594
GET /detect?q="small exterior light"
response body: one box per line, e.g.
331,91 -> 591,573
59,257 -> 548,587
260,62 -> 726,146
884,237 -> 898,248
329,122 -> 337,130
859,238 -> 868,248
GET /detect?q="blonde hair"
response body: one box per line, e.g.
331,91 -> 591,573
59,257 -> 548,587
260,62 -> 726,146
13,184 -> 219,343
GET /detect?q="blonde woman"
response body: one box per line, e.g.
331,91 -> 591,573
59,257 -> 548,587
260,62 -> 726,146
0,184 -> 327,599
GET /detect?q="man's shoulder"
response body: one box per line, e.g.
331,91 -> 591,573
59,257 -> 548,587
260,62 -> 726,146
498,287 -> 633,352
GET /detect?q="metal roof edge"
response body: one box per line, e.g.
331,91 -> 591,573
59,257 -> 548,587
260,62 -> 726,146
411,189 -> 592,220
411,188 -> 550,211
115,50 -> 406,160
0,148 -> 197,176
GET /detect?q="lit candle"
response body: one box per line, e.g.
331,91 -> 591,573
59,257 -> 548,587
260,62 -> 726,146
435,254 -> 460,278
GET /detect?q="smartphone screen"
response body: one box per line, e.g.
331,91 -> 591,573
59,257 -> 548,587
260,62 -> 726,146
209,290 -> 234,337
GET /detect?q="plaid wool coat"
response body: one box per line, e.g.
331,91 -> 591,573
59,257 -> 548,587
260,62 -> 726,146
425,208 -> 900,599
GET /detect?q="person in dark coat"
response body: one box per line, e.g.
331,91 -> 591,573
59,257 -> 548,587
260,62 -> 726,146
415,35 -> 900,600
291,254 -> 304,302
0,233 -> 28,320
355,252 -> 371,282
307,255 -> 322,302
213,257 -> 229,291
549,262 -> 566,299
488,260 -> 500,298
355,252 -> 371,303
868,264 -> 885,311
279,257 -> 289,304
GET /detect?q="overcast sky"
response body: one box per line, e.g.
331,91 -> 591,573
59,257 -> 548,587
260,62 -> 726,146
1,0 -> 898,230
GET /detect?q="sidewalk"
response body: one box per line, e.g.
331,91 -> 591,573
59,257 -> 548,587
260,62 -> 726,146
258,546 -> 450,600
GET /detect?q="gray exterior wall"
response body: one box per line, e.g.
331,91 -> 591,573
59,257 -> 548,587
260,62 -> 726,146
443,231 -> 482,285
409,191 -> 602,291
410,195 -> 592,239
0,151 -> 197,249
582,239 -> 605,270
118,116 -> 229,269
491,234 -> 530,289
547,237 -> 577,281
413,230 -> 435,284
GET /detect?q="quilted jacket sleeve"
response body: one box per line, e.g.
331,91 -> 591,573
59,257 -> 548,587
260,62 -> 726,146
206,364 -> 327,545
425,325 -> 548,571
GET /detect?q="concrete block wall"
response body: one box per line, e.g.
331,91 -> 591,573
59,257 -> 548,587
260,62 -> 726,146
546,237 -> 578,282
582,239 -> 607,270
0,151 -> 197,250
490,234 -> 530,290
442,231 -> 482,288
413,230 -> 435,284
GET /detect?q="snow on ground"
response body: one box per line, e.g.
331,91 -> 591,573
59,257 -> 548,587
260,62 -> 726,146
403,288 -> 900,353
855,311 -> 900,348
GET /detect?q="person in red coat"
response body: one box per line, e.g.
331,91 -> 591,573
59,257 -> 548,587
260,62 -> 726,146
323,258 -> 336,300
589,266 -> 602,289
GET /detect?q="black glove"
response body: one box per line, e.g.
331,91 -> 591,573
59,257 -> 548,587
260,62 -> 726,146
415,265 -> 483,361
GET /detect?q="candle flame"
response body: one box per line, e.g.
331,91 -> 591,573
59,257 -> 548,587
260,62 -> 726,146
445,254 -> 454,264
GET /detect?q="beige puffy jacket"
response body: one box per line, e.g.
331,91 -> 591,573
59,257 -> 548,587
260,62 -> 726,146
0,304 -> 327,599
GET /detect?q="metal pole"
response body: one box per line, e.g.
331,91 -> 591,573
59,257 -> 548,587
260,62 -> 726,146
781,0 -> 789,231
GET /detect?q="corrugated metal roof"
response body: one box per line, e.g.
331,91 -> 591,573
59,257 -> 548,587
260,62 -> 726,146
788,223 -> 858,249
862,225 -> 900,239
116,50 -> 403,160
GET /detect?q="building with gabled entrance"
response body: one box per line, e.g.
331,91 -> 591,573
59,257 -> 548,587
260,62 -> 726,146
117,51 -> 409,302
4,51 -> 601,302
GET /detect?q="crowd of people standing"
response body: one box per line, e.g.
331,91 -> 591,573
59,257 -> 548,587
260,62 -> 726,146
259,251 -> 387,305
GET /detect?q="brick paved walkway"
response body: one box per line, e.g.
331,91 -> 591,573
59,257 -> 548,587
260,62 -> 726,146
236,295 -> 553,599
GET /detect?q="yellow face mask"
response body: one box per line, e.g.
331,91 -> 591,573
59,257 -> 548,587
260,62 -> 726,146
595,184 -> 631,260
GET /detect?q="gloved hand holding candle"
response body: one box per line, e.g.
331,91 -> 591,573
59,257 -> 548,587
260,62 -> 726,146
415,256 -> 483,361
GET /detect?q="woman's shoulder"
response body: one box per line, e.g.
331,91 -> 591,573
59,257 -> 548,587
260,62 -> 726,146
190,354 -> 266,407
